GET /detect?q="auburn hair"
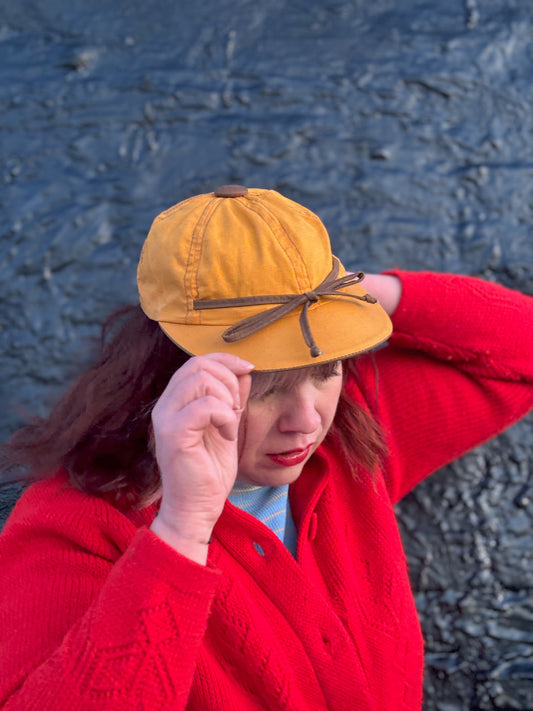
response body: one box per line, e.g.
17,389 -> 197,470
2,305 -> 386,509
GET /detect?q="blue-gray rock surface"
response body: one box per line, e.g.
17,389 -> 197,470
1,2 -> 532,708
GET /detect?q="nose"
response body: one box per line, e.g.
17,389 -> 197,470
277,384 -> 321,434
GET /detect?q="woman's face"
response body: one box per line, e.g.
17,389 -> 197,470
236,362 -> 343,487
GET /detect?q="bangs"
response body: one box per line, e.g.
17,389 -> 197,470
249,360 -> 342,400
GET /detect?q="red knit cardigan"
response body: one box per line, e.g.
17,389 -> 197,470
1,271 -> 532,711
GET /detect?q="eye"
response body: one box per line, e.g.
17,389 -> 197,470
312,364 -> 342,383
251,385 -> 281,401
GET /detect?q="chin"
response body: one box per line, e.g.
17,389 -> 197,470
238,465 -> 305,488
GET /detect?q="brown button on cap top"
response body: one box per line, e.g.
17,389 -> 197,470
214,185 -> 248,198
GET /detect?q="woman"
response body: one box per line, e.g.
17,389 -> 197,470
1,185 -> 532,710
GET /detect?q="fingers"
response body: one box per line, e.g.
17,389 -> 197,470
173,370 -> 238,412
175,396 -> 241,442
160,353 -> 254,409
152,353 -> 254,442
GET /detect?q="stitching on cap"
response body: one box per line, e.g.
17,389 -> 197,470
184,198 -> 221,324
243,197 -> 311,290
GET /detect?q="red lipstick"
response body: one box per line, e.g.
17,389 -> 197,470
267,445 -> 312,467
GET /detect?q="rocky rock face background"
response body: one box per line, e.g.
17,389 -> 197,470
1,1 -> 532,708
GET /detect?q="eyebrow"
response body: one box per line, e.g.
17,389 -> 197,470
249,361 -> 342,398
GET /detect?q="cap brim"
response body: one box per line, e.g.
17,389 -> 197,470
159,283 -> 392,371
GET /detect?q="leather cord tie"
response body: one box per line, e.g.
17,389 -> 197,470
193,258 -> 377,358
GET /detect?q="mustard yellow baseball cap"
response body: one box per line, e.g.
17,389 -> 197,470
137,186 -> 392,370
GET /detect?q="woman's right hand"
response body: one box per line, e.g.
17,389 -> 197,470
149,353 -> 253,564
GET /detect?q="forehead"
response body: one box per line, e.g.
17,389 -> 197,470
250,360 -> 341,396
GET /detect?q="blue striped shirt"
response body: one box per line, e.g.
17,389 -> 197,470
228,482 -> 297,556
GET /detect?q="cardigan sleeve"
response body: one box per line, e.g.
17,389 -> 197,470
357,270 -> 533,504
0,480 -> 222,711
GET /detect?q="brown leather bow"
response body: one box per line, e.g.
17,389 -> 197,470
193,258 -> 377,358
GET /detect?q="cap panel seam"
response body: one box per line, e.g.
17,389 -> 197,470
243,197 -> 312,291
184,198 -> 221,324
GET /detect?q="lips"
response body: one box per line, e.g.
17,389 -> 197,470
266,444 -> 313,467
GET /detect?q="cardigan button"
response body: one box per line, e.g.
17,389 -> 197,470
253,541 -> 266,556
